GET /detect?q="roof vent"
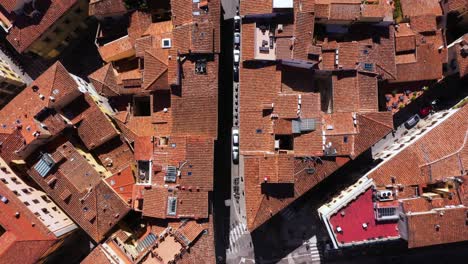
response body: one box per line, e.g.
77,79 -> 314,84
49,96 -> 55,102
39,94 -> 45,100
336,226 -> 342,233
32,85 -> 39,92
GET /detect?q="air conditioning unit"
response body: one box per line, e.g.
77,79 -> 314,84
275,139 -> 280,150
377,190 -> 393,201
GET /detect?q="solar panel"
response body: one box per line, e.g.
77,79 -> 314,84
300,118 -> 316,132
165,166 -> 177,182
364,63 -> 374,71
34,153 -> 55,177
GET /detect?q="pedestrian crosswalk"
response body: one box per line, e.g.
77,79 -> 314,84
228,222 -> 249,255
304,236 -> 322,263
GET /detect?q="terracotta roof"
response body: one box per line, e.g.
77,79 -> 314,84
105,166 -> 135,204
142,187 -> 209,219
26,141 -> 130,242
143,49 -> 169,90
80,245 -> 112,264
395,42 -> 443,82
400,0 -> 442,18
89,0 -> 127,18
98,36 -> 135,63
134,136 -> 154,161
64,94 -> 120,150
173,22 -> 215,54
0,178 -> 57,263
442,0 -> 468,14
395,35 -> 416,53
452,34 -> 468,78
259,153 -> 295,183
88,64 -> 121,97
293,12 -> 315,60
329,3 -> 360,21
93,136 -> 134,175
3,0 -> 78,53
410,14 -> 437,33
127,11 -> 152,44
0,62 -> 80,144
240,0 -> 272,15
174,220 -> 205,246
368,105 -> 468,186
244,155 -> 348,231
404,207 -> 468,248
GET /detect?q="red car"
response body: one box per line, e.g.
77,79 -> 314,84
419,106 -> 432,118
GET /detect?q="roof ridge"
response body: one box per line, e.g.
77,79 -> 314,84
359,112 -> 393,130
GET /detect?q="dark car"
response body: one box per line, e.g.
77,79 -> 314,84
404,114 -> 420,129
234,15 -> 241,32
233,65 -> 239,82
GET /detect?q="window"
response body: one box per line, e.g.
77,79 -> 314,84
53,27 -> 63,34
161,38 -> 172,48
167,197 -> 177,216
0,178 -> 7,184
22,188 -> 30,194
343,136 -> 348,143
32,199 -> 40,204
24,201 -> 30,206
195,59 -> 207,75
41,208 -> 50,214
12,190 -> 20,196
41,195 -> 51,203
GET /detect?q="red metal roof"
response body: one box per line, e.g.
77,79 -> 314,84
329,188 -> 399,245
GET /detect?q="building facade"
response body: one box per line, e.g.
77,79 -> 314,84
0,58 -> 25,108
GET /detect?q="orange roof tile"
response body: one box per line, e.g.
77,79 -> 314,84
89,0 -> 127,18
27,141 -> 130,242
4,0 -> 78,53
368,105 -> 468,186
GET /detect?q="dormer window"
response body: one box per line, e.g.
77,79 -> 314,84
162,38 -> 171,48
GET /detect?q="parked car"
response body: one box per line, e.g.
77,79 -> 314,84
232,146 -> 239,164
404,114 -> 420,129
233,65 -> 239,82
232,128 -> 239,146
233,49 -> 240,65
234,15 -> 241,32
419,106 -> 432,118
234,32 -> 240,47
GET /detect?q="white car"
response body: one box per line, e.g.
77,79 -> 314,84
232,146 -> 239,164
234,49 -> 240,65
232,128 -> 239,146
234,32 -> 240,46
